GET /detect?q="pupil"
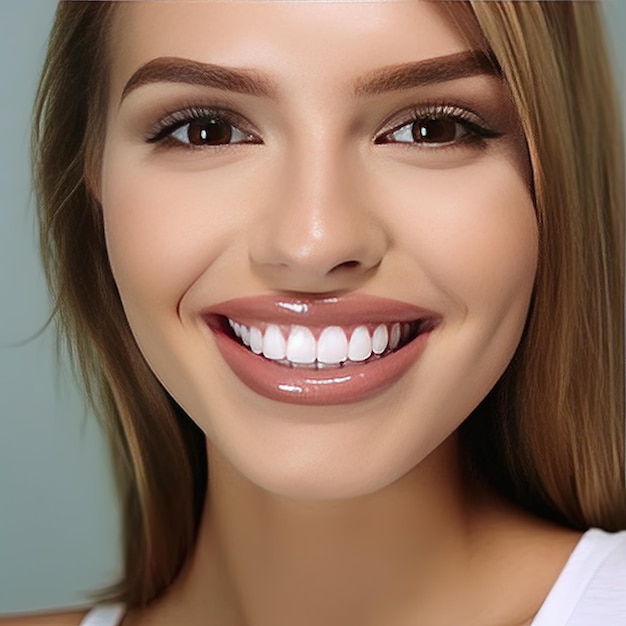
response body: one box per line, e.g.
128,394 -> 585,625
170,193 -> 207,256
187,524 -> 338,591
413,118 -> 457,143
188,118 -> 232,145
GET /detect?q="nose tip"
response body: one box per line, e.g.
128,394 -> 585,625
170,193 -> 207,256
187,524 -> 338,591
247,171 -> 388,292
246,137 -> 390,292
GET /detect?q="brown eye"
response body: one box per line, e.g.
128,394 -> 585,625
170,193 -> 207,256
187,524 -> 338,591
374,103 -> 502,149
185,118 -> 233,145
166,115 -> 255,146
380,116 -> 468,146
412,117 -> 461,144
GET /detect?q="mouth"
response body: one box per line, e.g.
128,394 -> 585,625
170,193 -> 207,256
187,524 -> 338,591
202,295 -> 440,406
222,318 -> 433,369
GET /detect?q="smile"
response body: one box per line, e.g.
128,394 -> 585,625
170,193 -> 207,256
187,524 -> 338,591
226,319 -> 430,369
202,295 -> 440,406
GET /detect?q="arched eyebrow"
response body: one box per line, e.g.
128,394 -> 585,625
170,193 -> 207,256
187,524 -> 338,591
119,50 -> 499,105
354,50 -> 500,96
120,57 -> 279,103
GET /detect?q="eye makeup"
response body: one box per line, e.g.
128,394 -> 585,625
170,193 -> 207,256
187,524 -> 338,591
145,105 -> 261,148
142,99 -> 503,155
375,102 -> 502,150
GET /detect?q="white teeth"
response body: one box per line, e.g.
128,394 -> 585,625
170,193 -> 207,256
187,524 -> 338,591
233,322 -> 249,345
348,325 -> 372,362
240,325 -> 250,347
389,323 -> 401,350
372,324 -> 389,355
263,324 -> 286,360
317,326 -> 349,365
286,325 -> 317,364
249,326 -> 263,354
227,318 -> 415,366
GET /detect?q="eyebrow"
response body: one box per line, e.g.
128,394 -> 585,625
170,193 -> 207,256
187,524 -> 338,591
353,50 -> 500,96
120,57 -> 279,103
120,50 -> 499,105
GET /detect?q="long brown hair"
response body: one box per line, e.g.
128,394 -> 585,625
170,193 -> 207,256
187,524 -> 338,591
32,0 -> 624,608
459,0 -> 625,532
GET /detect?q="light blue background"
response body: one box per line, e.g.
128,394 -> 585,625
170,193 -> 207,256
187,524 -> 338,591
0,0 -> 624,616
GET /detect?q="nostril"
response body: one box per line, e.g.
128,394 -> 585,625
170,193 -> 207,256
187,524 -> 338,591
333,260 -> 360,272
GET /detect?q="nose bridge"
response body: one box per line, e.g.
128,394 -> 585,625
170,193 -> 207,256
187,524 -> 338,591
284,133 -> 351,255
249,128 -> 388,286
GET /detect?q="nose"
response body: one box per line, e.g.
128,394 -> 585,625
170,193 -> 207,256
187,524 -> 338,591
248,138 -> 389,293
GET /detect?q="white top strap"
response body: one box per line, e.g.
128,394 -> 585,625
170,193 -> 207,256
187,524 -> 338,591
79,603 -> 126,626
531,528 -> 626,625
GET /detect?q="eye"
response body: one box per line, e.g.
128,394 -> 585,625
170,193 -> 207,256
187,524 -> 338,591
386,117 -> 467,145
170,117 -> 254,146
376,104 -> 500,148
147,107 -> 260,148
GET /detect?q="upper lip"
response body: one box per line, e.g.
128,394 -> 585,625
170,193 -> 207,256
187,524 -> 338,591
201,294 -> 441,327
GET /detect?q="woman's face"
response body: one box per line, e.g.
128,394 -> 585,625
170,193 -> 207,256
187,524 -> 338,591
101,1 -> 537,499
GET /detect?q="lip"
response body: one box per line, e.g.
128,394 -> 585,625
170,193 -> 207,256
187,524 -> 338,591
201,294 -> 440,406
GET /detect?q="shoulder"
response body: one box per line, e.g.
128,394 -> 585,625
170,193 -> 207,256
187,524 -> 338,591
538,529 -> 626,626
579,528 -> 626,572
0,604 -> 126,626
580,528 -> 626,589
0,609 -> 88,626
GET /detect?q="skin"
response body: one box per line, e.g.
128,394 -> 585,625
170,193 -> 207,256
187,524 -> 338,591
1,3 -> 583,626
102,0 -> 538,503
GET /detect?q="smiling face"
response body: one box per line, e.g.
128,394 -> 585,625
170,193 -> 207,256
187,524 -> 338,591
100,1 -> 538,499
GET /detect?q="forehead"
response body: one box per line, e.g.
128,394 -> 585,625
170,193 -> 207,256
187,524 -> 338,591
108,1 -> 483,102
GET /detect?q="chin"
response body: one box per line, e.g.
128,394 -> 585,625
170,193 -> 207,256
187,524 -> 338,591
202,402 -> 449,503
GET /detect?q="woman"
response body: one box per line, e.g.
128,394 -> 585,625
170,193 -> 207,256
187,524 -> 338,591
5,1 -> 624,625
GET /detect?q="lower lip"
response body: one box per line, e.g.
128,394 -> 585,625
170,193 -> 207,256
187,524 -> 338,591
207,323 -> 433,405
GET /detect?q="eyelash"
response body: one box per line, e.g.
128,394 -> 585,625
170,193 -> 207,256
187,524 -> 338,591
376,103 -> 501,148
145,102 -> 500,151
146,106 -> 259,148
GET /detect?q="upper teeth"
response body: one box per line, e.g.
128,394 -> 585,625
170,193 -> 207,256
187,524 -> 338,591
227,320 -> 411,367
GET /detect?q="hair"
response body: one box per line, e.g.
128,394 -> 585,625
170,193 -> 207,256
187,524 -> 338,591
32,0 -> 624,609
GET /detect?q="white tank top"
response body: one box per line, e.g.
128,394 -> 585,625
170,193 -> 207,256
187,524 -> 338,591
79,528 -> 626,626
79,603 -> 125,626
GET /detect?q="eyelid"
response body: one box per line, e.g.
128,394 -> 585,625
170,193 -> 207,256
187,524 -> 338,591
143,100 -> 501,150
377,102 -> 483,134
375,102 -> 500,144
145,104 -> 261,145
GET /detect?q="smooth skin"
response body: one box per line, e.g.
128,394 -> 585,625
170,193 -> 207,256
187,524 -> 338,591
4,2 -> 582,626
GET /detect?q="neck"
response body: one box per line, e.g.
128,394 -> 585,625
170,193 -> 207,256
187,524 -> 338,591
138,435 -> 576,626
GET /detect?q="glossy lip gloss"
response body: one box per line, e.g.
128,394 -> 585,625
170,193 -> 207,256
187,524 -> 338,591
202,295 -> 441,406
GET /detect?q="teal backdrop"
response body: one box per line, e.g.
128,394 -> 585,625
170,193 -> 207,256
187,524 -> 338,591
0,0 -> 624,615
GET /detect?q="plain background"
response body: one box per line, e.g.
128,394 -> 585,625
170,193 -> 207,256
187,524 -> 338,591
0,0 -> 624,616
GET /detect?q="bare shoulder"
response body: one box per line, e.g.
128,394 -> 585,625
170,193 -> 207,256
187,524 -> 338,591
0,609 -> 88,626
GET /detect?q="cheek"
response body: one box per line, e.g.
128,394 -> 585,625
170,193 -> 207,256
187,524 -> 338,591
100,152 -> 249,316
385,158 -> 538,315
99,148 -> 250,414
377,156 -> 537,407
